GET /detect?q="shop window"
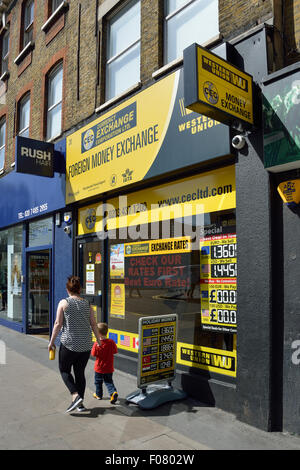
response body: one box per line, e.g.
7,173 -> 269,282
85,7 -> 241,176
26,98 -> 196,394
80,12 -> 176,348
46,62 -> 63,140
164,0 -> 219,64
0,225 -> 23,324
106,0 -> 140,101
0,28 -> 9,78
0,118 -> 6,170
23,0 -> 34,49
78,166 -> 237,378
28,217 -> 53,248
18,93 -> 30,138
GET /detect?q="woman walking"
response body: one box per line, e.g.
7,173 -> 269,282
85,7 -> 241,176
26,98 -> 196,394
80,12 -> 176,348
48,276 -> 101,413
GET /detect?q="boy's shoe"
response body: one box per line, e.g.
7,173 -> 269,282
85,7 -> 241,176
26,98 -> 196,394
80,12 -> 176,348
93,393 -> 102,400
77,403 -> 87,412
110,392 -> 118,404
65,395 -> 83,413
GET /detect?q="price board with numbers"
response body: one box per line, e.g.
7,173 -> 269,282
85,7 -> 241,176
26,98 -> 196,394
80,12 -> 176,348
200,234 -> 237,333
137,314 -> 177,388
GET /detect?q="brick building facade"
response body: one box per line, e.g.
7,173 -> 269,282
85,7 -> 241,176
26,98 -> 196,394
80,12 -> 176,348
0,0 -> 300,436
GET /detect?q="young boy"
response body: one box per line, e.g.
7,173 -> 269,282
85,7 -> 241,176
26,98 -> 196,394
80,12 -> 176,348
91,322 -> 118,404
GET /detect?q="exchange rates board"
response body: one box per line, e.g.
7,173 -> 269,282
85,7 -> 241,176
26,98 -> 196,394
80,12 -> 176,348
138,314 -> 177,388
200,233 -> 237,333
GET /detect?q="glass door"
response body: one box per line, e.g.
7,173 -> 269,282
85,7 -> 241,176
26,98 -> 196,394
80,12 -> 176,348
77,237 -> 103,325
27,250 -> 51,333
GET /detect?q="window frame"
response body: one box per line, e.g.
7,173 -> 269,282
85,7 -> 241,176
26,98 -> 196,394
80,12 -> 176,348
23,0 -> 34,49
46,61 -> 63,141
164,0 -> 219,65
18,93 -> 31,138
105,0 -> 141,102
0,117 -> 6,171
1,28 -> 9,77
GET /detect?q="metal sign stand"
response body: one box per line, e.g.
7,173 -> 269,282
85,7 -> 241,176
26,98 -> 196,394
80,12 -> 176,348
126,314 -> 187,410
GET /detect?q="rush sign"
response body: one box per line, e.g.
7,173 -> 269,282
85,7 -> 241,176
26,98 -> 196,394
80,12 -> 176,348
15,136 -> 54,177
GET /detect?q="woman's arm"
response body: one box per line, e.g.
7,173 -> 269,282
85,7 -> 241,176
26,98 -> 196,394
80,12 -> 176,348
89,306 -> 101,346
48,300 -> 66,351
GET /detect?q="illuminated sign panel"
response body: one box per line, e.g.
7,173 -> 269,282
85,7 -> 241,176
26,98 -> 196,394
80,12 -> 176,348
184,43 -> 254,128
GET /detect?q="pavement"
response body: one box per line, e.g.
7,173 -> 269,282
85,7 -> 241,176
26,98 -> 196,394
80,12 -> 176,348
1,325 -> 300,453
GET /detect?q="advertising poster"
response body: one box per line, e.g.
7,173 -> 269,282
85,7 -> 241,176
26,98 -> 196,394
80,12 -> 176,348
110,283 -> 125,317
110,244 -> 125,278
177,342 -> 236,377
124,236 -> 191,290
200,233 -> 237,333
86,264 -> 95,294
138,314 -> 177,388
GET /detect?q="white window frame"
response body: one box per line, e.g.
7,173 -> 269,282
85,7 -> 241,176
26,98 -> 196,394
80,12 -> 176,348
1,28 -> 9,76
46,62 -> 63,141
164,0 -> 219,64
23,0 -> 34,48
0,118 -> 6,171
18,93 -> 30,138
106,0 -> 141,101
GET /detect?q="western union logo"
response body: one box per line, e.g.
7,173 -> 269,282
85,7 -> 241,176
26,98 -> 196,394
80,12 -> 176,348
180,347 -> 235,372
202,55 -> 248,93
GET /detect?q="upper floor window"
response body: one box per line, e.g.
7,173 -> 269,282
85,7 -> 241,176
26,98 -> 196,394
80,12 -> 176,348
18,93 -> 30,137
0,118 -> 6,170
23,0 -> 34,49
51,0 -> 62,13
164,0 -> 219,63
1,28 -> 9,76
46,62 -> 63,140
106,0 -> 140,101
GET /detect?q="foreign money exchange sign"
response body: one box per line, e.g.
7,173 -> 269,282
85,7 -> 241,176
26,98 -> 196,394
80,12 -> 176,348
138,314 -> 177,388
184,43 -> 254,128
66,59 -> 232,204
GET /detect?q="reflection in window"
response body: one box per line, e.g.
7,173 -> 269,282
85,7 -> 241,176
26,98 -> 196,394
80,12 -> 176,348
0,225 -> 23,324
46,62 -> 63,140
28,217 -> 53,247
0,118 -> 6,170
18,93 -> 30,138
164,0 -> 219,63
106,0 -> 140,100
51,0 -> 62,14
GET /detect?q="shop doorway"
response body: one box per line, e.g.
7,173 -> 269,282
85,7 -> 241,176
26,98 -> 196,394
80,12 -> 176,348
77,237 -> 103,324
27,250 -> 51,334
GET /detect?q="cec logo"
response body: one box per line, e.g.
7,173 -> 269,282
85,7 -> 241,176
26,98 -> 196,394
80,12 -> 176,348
85,208 -> 96,230
203,81 -> 219,105
83,129 -> 95,151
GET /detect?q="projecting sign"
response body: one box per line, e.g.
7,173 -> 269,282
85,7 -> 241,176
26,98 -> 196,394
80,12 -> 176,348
138,314 -> 177,388
15,136 -> 54,178
184,43 -> 254,128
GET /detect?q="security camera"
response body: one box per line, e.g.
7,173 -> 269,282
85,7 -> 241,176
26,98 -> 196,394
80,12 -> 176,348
232,135 -> 246,150
63,226 -> 71,234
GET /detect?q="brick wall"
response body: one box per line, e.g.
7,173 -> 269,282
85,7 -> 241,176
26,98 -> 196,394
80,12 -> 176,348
284,0 -> 300,64
0,0 -> 98,171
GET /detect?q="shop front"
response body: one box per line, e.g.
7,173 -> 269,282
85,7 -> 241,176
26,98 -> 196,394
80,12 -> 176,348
0,138 -> 72,336
66,42 -> 242,408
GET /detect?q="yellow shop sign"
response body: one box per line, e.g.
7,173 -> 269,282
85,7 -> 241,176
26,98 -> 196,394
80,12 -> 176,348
184,43 -> 254,128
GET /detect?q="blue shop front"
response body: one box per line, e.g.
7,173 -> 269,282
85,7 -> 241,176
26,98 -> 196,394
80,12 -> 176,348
0,138 -> 72,335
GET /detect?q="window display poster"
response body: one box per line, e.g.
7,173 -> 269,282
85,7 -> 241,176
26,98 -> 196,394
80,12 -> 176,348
110,283 -> 125,317
86,264 -> 95,294
138,314 -> 177,388
200,234 -> 237,333
110,244 -> 125,278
